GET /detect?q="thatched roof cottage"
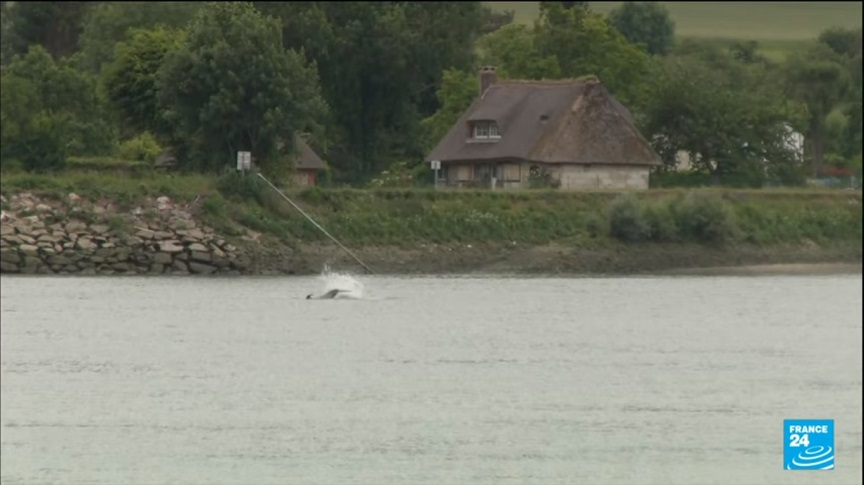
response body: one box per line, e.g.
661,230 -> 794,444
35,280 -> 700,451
425,67 -> 660,190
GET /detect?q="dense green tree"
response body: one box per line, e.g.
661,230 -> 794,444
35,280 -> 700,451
1,45 -> 116,162
534,3 -> 650,105
9,114 -> 71,172
0,74 -> 41,167
0,2 -> 14,66
157,2 -> 328,173
817,27 -> 862,163
784,43 -> 853,176
401,3 -> 484,115
476,23 -> 560,80
76,1 -> 201,72
607,1 -> 675,56
420,69 -> 478,150
1,1 -> 92,61
257,1 -> 484,183
643,51 -> 806,186
818,27 -> 862,59
475,4 -> 649,95
103,27 -> 185,139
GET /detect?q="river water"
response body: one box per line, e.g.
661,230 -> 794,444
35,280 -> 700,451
1,272 -> 861,485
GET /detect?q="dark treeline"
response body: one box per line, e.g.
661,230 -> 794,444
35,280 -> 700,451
0,1 -> 860,187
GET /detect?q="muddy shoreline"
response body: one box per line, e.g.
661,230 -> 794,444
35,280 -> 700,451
244,241 -> 863,276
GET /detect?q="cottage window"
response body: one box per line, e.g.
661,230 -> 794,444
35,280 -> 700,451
474,163 -> 498,181
472,121 -> 501,140
474,123 -> 489,138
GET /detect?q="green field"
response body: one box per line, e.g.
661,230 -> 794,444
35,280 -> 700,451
486,2 -> 862,40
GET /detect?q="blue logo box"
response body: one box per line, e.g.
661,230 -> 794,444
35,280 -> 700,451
784,419 -> 834,470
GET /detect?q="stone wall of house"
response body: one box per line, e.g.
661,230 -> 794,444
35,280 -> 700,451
555,164 -> 650,190
440,162 -> 650,190
0,193 -> 251,276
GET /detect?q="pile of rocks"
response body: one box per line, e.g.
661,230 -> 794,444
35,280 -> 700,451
0,192 -> 250,276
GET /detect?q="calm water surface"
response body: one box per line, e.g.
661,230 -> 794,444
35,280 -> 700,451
1,273 -> 862,485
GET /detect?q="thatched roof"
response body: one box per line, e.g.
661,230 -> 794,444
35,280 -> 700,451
426,78 -> 660,167
292,135 -> 327,171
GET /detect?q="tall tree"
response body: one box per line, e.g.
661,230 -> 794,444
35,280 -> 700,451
0,1 -> 14,65
257,1 -> 484,183
784,43 -> 853,177
818,27 -> 862,162
533,2 -> 650,105
420,69 -> 478,151
643,50 -> 806,186
818,27 -> 862,59
157,2 -> 328,173
476,23 -> 560,80
2,2 -> 92,60
76,1 -> 202,72
103,27 -> 185,139
607,1 -> 675,56
1,45 -> 117,168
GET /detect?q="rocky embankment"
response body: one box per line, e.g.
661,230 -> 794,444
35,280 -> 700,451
0,192 -> 250,276
1,191 -> 861,277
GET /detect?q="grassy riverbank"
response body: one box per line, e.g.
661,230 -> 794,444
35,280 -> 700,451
1,171 -> 861,275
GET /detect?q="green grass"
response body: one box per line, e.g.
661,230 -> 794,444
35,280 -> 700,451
2,171 -> 860,248
0,171 -> 216,206
65,156 -> 152,175
485,2 -> 862,60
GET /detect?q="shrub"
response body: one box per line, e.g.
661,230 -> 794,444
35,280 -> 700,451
670,192 -> 738,243
650,170 -> 713,188
0,158 -> 24,173
585,212 -> 607,239
527,166 -> 560,189
117,132 -> 162,163
299,186 -> 325,204
17,115 -> 69,172
368,161 -> 417,188
216,171 -> 265,203
316,168 -> 334,187
643,203 -> 678,241
607,195 -> 651,242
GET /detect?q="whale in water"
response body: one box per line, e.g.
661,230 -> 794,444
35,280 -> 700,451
306,288 -> 348,300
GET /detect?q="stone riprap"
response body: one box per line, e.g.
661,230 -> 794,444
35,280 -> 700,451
0,192 -> 249,276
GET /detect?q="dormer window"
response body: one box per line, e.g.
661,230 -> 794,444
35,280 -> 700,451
472,121 -> 501,140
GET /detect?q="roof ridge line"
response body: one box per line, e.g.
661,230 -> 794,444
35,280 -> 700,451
495,77 -> 599,86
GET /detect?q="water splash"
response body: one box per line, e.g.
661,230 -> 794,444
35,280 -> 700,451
316,265 -> 365,299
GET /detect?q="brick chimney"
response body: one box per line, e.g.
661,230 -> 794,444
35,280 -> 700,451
479,66 -> 497,98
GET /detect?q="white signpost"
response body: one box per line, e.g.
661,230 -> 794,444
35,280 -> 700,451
236,151 -> 252,172
430,160 -> 441,187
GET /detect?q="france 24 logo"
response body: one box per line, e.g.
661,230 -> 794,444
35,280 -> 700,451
784,419 -> 834,470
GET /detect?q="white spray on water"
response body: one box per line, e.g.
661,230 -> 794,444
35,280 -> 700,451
315,264 -> 365,299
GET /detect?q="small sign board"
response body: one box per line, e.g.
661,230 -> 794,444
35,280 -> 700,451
430,160 -> 441,170
237,151 -> 252,171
